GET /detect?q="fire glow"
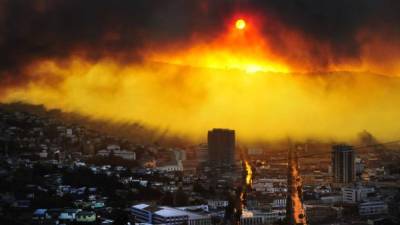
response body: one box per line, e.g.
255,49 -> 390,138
1,11 -> 400,142
145,16 -> 291,74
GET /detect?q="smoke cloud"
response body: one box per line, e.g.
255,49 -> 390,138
1,0 -> 400,81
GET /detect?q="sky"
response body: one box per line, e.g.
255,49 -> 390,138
1,0 -> 400,142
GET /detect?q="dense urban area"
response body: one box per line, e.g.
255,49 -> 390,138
0,104 -> 399,225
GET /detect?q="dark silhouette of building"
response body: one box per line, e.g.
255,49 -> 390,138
332,144 -> 355,184
207,128 -> 235,166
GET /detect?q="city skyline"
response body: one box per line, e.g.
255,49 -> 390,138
0,1 -> 399,225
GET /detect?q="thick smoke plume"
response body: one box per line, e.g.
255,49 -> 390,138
1,0 -> 400,84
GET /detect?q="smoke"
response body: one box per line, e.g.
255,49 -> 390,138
249,0 -> 400,72
2,58 -> 400,142
1,0 -> 400,83
0,0 -> 233,86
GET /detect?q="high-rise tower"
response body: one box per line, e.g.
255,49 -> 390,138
332,144 -> 355,184
207,128 -> 235,166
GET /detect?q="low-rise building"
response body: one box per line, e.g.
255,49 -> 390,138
342,184 -> 375,203
207,199 -> 229,210
131,204 -> 211,225
240,209 -> 285,225
114,149 -> 136,160
358,200 -> 388,216
76,211 -> 96,223
32,209 -> 48,220
59,208 -> 81,221
157,160 -> 183,172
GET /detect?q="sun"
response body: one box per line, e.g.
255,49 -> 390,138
235,19 -> 246,30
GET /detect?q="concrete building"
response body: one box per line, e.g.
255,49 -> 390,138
32,209 -> 48,220
157,160 -> 183,172
342,184 -> 375,203
97,149 -> 110,157
196,144 -> 208,162
240,209 -> 285,225
172,149 -> 187,161
59,209 -> 81,221
332,145 -> 355,184
96,148 -> 136,160
113,149 -> 136,160
75,211 -> 96,223
272,198 -> 286,208
355,157 -> 365,175
131,204 -> 153,223
131,204 -> 211,225
207,128 -> 235,166
207,199 -> 229,210
358,200 -> 388,216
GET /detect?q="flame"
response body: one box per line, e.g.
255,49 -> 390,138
245,160 -> 253,186
145,16 -> 291,74
290,152 -> 307,224
1,15 -> 400,142
3,56 -> 400,142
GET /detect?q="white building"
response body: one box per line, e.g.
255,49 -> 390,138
172,149 -> 187,161
342,184 -> 375,203
240,210 -> 264,225
240,209 -> 285,225
97,149 -> 110,157
66,128 -> 73,137
207,199 -> 228,210
271,198 -> 286,208
252,178 -> 287,193
252,181 -> 273,192
355,157 -> 365,175
152,208 -> 188,225
97,148 -> 136,160
131,204 -> 211,225
38,150 -> 48,158
358,200 -> 388,216
114,150 -> 136,160
131,204 -> 152,223
157,160 -> 183,172
59,209 -> 82,221
107,144 -> 120,151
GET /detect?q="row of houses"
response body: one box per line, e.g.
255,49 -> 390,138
32,208 -> 96,223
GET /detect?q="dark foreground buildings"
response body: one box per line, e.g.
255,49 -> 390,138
332,144 -> 355,184
207,128 -> 235,166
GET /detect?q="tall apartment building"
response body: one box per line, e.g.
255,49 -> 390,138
207,128 -> 235,166
332,144 -> 355,184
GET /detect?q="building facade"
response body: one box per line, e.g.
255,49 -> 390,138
358,200 -> 388,216
131,204 -> 211,225
207,128 -> 235,166
196,144 -> 208,162
342,184 -> 375,203
332,145 -> 355,184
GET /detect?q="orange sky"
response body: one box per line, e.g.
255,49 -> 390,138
1,17 -> 400,142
